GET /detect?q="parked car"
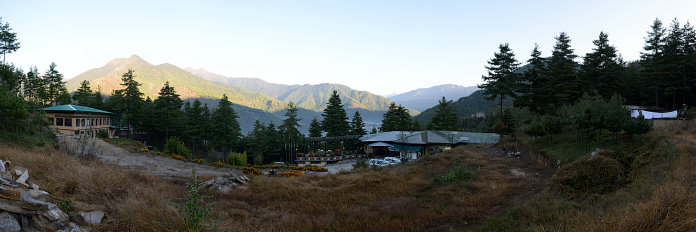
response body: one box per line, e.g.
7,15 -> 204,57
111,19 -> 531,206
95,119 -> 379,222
368,159 -> 390,167
384,157 -> 401,165
272,162 -> 286,166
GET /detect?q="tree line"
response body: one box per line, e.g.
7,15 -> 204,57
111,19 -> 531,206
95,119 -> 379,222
475,18 -> 695,142
482,18 -> 696,117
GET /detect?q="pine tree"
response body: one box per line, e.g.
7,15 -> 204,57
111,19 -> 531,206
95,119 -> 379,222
280,102 -> 302,139
308,117 -> 322,137
23,66 -> 41,104
430,97 -> 458,130
479,43 -> 520,123
640,18 -> 667,107
184,100 -> 207,153
412,118 -> 422,131
43,62 -> 65,106
581,32 -> 623,99
211,95 -> 242,152
72,80 -> 93,106
247,120 -> 267,159
320,90 -> 350,137
117,69 -> 144,132
0,17 -> 20,65
380,102 -> 412,132
662,19 -> 693,109
91,87 -> 105,109
514,44 -> 549,113
350,111 -> 367,136
547,32 -> 580,108
153,81 -> 183,141
371,127 -> 378,134
265,122 -> 281,162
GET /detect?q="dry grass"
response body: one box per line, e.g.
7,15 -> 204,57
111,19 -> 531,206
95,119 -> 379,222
482,121 -> 696,231
0,143 -> 546,231
0,144 -> 185,231
216,145 -> 531,231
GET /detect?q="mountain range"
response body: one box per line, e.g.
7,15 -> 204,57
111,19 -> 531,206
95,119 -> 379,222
414,90 -> 512,124
66,55 -> 409,133
387,84 -> 478,111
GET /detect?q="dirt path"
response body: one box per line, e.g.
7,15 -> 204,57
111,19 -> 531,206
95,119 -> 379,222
59,136 -> 240,180
459,144 -> 555,224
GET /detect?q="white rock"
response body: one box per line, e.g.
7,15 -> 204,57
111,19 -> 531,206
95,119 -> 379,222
79,211 -> 104,225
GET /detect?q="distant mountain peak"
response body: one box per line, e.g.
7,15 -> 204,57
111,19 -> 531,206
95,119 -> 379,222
388,84 -> 479,111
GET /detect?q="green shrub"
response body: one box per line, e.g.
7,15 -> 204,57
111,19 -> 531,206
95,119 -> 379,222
252,153 -> 263,165
227,151 -> 247,166
58,197 -> 73,213
174,168 -> 213,231
552,153 -> 625,197
165,136 -> 192,159
96,129 -> 109,138
434,165 -> 476,185
353,159 -> 368,169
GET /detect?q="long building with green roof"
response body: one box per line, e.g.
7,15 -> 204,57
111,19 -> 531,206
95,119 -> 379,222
40,105 -> 114,137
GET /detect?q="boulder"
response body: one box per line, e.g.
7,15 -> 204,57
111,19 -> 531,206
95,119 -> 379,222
0,212 -> 20,232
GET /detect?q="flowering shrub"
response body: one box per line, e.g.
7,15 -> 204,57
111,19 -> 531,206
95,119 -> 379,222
139,148 -> 150,152
193,159 -> 205,164
279,170 -> 305,177
172,154 -> 187,161
288,166 -> 327,172
242,167 -> 262,175
213,161 -> 225,167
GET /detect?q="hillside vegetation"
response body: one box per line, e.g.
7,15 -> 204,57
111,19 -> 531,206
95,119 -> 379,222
415,90 -> 511,124
388,84 -> 478,111
67,55 -> 286,112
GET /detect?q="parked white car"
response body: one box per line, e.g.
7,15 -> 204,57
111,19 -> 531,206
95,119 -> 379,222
384,157 -> 402,165
368,159 -> 390,167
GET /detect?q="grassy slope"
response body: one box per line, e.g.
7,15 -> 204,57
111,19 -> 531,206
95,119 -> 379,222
480,120 -> 696,231
0,142 -> 543,231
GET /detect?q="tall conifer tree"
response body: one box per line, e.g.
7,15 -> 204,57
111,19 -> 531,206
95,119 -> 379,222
320,90 -> 350,137
479,43 -> 520,123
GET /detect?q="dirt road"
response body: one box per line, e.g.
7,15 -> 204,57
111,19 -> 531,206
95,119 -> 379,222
58,136 -> 240,180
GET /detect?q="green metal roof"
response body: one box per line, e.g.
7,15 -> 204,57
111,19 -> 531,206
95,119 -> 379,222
39,105 -> 112,114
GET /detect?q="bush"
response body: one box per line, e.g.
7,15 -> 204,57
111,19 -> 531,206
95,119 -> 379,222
96,129 -> 109,138
552,153 -> 625,197
252,153 -> 263,165
227,152 -> 247,166
165,137 -> 192,159
174,168 -> 213,231
58,197 -> 73,213
434,165 -> 476,185
353,159 -> 368,169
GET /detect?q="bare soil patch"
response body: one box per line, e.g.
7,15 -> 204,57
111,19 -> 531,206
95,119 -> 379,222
58,136 -> 240,180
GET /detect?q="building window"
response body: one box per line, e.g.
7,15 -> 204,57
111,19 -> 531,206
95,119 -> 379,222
81,119 -> 85,127
48,117 -> 54,125
64,118 -> 72,127
56,118 -> 64,126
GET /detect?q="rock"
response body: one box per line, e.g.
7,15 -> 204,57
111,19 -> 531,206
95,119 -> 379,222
13,167 -> 29,188
79,211 -> 104,225
0,212 -> 21,232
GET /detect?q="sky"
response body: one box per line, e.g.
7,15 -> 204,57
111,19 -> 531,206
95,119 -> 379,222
1,0 -> 695,96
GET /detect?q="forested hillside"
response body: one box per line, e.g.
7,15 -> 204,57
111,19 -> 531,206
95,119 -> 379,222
388,84 -> 479,111
67,55 -> 286,112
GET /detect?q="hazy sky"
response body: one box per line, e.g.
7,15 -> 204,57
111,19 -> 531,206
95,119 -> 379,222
1,0 -> 695,95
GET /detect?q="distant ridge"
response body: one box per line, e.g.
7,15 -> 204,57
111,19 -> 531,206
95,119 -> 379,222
388,84 -> 478,111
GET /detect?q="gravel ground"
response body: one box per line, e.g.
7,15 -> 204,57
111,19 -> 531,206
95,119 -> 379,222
58,136 -> 240,180
322,159 -> 357,174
